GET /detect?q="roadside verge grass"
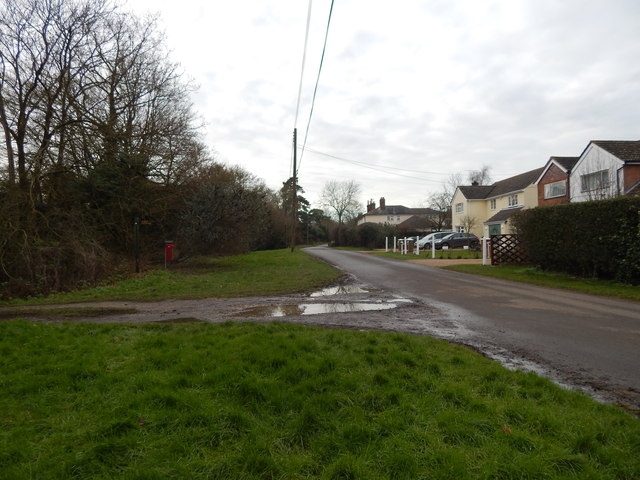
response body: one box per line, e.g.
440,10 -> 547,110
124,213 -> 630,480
0,249 -> 341,306
1,320 -> 638,479
370,249 -> 482,260
444,264 -> 640,302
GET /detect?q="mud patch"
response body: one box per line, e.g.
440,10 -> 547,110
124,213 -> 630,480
310,285 -> 369,297
235,302 -> 398,317
0,306 -> 138,321
155,317 -> 204,323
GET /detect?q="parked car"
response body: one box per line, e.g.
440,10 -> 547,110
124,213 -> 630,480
417,231 -> 452,248
434,232 -> 479,250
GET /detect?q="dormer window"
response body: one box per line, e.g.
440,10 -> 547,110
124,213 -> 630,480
508,194 -> 519,207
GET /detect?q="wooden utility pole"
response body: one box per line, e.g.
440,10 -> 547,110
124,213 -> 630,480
290,128 -> 298,252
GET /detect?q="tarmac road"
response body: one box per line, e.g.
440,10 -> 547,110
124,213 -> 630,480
305,245 -> 640,411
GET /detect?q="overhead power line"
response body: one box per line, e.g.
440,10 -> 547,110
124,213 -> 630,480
297,0 -> 335,174
293,0 -> 313,129
291,0 -> 313,179
301,146 -> 522,180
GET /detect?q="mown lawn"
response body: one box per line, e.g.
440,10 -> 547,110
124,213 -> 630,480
445,264 -> 640,302
1,320 -> 639,479
0,249 -> 341,305
371,249 -> 482,260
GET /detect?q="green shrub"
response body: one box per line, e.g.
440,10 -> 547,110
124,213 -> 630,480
513,197 -> 640,284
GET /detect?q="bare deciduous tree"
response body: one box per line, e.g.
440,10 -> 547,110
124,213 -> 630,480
467,165 -> 492,185
460,214 -> 477,234
321,179 -> 362,224
427,191 -> 452,231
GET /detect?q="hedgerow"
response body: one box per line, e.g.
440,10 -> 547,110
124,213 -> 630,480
512,197 -> 640,284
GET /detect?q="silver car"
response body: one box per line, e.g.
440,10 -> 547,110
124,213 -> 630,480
417,231 -> 452,248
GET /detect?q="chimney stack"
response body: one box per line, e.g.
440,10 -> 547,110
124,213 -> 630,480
472,181 -> 479,186
367,199 -> 376,212
380,197 -> 386,209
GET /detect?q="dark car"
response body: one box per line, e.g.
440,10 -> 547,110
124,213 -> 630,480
434,232 -> 479,250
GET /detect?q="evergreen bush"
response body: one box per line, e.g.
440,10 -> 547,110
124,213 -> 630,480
513,197 -> 640,284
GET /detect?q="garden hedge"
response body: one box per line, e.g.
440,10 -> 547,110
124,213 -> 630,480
512,197 -> 640,284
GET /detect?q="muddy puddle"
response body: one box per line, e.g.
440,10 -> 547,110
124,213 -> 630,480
235,302 -> 398,318
309,285 -> 369,297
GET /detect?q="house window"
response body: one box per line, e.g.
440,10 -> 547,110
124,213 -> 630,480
489,199 -> 496,210
455,203 -> 463,213
544,180 -> 566,199
580,170 -> 609,192
508,194 -> 518,207
456,225 -> 465,233
387,215 -> 394,221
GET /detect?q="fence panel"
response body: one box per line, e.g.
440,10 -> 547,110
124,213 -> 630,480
490,234 -> 529,265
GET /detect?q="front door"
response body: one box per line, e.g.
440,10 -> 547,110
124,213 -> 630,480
488,224 -> 501,235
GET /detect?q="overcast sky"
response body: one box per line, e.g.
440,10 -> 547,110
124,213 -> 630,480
126,0 -> 640,209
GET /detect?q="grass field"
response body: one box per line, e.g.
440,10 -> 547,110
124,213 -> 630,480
1,320 -> 639,479
0,249 -> 341,306
445,264 -> 640,302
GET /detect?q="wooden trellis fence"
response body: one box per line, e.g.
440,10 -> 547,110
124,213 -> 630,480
490,234 -> 529,265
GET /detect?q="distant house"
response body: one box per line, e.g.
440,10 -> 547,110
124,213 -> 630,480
451,168 -> 544,238
569,140 -> 640,202
357,197 -> 446,232
535,156 -> 579,206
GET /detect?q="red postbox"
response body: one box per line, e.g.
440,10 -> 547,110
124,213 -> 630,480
164,240 -> 176,264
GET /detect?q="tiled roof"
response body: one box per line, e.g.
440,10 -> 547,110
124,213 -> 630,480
398,215 -> 437,230
458,167 -> 544,200
458,185 -> 494,199
550,156 -> 579,171
367,205 -> 439,216
484,207 -> 523,224
591,140 -> 640,163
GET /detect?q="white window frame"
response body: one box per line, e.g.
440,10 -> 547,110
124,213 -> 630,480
508,194 -> 519,207
455,202 -> 463,214
489,199 -> 496,210
580,170 -> 609,193
544,180 -> 566,199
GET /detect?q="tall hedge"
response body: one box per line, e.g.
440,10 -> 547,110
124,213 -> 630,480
512,197 -> 640,284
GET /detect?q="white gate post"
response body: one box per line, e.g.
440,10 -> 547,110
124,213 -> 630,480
482,237 -> 488,265
393,236 -> 397,253
385,237 -> 389,252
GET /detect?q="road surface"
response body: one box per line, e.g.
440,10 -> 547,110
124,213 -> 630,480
305,245 -> 640,411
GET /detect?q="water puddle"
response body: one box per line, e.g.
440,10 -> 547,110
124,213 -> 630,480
235,302 -> 397,318
309,285 -> 369,297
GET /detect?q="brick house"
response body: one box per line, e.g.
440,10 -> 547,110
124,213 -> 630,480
535,156 -> 579,206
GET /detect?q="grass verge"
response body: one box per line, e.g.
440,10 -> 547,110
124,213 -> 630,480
1,320 -> 638,479
370,249 -> 482,260
0,249 -> 340,306
445,264 -> 640,302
